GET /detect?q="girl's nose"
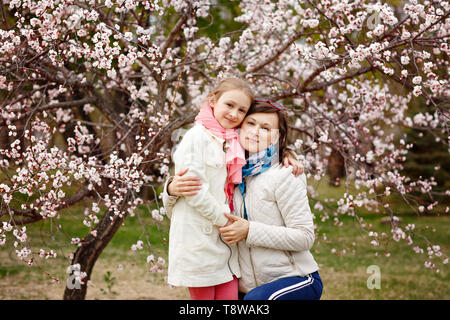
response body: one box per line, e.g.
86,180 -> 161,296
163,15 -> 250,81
229,108 -> 238,118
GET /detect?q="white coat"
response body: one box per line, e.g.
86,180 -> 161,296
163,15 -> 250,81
232,164 -> 319,293
163,124 -> 241,287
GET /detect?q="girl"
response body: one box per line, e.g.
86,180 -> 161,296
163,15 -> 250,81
166,99 -> 323,300
165,79 -> 301,300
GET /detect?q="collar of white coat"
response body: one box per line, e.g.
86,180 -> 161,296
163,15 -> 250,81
196,123 -> 226,144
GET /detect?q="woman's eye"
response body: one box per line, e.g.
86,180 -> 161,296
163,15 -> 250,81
226,103 -> 232,107
247,122 -> 254,126
239,109 -> 246,113
262,127 -> 269,131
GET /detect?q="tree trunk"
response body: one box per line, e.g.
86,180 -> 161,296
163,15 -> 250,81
63,191 -> 130,300
0,125 -> 8,152
328,148 -> 345,186
61,108 -> 196,300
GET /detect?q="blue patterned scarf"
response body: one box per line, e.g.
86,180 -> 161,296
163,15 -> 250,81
237,144 -> 278,219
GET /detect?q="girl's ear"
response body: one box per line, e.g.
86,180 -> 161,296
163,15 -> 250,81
208,93 -> 216,107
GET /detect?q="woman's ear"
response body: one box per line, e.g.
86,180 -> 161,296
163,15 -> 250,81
271,129 -> 280,145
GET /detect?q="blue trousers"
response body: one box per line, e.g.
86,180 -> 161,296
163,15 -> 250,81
242,271 -> 323,300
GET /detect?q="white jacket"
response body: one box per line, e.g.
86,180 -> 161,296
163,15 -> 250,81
232,165 -> 319,293
163,124 -> 240,287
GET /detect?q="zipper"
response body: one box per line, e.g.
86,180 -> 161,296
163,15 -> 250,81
285,250 -> 303,275
220,197 -> 234,277
248,246 -> 259,287
285,250 -> 296,269
219,141 -> 234,278
240,182 -> 259,288
219,233 -> 234,277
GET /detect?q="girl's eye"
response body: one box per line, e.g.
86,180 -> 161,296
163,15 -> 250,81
247,121 -> 254,126
239,109 -> 246,113
262,127 -> 270,131
226,103 -> 232,107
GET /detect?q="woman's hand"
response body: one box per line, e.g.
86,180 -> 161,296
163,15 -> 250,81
219,213 -> 250,245
282,149 -> 304,177
167,168 -> 202,196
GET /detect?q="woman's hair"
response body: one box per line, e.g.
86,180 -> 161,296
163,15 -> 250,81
246,101 -> 289,161
210,77 -> 254,102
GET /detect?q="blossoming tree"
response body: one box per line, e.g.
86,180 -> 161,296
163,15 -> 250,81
0,0 -> 448,299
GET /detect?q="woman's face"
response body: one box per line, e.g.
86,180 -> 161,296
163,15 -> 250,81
239,112 -> 280,153
210,89 -> 252,129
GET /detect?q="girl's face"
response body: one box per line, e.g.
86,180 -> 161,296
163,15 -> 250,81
210,89 -> 252,129
239,112 -> 280,153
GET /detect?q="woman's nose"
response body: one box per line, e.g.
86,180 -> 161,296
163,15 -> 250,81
250,126 -> 260,136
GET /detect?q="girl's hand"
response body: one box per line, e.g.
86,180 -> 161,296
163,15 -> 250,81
282,149 -> 304,177
167,168 -> 202,196
219,213 -> 250,245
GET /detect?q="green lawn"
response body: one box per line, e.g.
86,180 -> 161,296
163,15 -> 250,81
0,177 -> 448,299
309,176 -> 449,299
0,199 -> 176,299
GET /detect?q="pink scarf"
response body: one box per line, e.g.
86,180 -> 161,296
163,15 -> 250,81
195,102 -> 246,211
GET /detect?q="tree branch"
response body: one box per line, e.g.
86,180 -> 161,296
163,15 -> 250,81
298,59 -> 343,93
160,7 -> 192,59
304,66 -> 375,92
246,28 -> 310,74
0,97 -> 97,126
139,108 -> 198,172
0,0 -> 8,30
3,188 -> 92,226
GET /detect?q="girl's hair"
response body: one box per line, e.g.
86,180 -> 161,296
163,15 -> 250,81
210,78 -> 254,102
246,101 -> 289,161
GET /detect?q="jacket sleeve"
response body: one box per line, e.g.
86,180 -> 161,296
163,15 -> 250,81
246,169 -> 315,252
161,176 -> 178,220
172,127 -> 229,227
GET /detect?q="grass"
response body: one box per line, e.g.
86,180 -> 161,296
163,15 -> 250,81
0,177 -> 448,300
313,212 -> 449,299
0,199 -> 185,300
309,176 -> 449,300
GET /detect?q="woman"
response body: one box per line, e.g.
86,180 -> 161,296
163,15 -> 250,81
164,99 -> 322,300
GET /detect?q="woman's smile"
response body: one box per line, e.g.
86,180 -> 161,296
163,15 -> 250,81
246,137 -> 259,144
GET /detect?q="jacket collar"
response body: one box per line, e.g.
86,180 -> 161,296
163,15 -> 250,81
197,123 -> 226,143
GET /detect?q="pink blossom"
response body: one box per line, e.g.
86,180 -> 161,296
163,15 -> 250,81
412,76 -> 422,84
401,56 -> 410,65
413,86 -> 422,97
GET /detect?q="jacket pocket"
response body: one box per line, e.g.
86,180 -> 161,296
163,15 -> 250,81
205,142 -> 225,168
175,242 -> 205,272
176,222 -> 222,273
173,222 -> 209,272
